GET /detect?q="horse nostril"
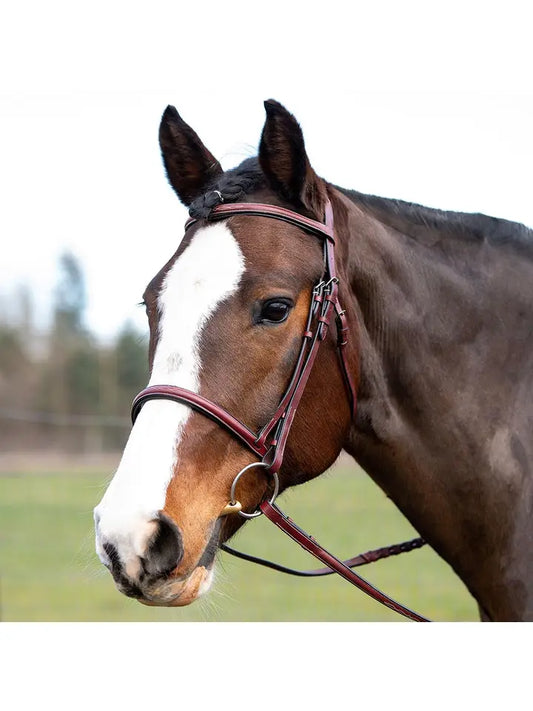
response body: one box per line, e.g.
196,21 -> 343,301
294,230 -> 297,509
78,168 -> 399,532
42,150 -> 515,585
142,513 -> 184,578
102,542 -> 121,573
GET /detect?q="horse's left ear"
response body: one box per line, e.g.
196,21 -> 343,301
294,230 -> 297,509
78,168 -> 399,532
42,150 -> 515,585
259,100 -> 327,218
159,105 -> 223,206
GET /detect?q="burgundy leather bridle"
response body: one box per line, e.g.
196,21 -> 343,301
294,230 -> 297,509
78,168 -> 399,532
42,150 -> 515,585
131,199 -> 429,622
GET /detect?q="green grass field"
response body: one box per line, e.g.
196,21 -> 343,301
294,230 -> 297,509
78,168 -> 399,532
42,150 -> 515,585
0,461 -> 478,621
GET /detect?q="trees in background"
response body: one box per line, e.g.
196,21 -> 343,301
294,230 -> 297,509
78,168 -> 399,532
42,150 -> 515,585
0,252 -> 148,454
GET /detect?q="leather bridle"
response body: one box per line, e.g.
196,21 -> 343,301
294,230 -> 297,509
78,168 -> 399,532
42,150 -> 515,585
131,199 -> 429,622
132,200 -> 356,472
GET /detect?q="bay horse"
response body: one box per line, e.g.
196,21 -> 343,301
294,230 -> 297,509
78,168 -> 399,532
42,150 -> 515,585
94,100 -> 533,621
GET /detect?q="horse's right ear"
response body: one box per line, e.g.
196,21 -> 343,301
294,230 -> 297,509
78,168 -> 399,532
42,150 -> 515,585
259,99 -> 327,219
159,106 -> 223,206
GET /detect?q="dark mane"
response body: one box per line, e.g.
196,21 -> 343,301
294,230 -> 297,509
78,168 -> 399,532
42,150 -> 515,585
189,156 -> 533,254
337,186 -> 533,255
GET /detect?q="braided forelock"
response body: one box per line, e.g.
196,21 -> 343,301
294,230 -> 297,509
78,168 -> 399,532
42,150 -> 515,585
188,157 -> 266,218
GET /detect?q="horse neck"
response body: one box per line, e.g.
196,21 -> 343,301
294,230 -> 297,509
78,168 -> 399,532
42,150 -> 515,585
332,188 -> 533,620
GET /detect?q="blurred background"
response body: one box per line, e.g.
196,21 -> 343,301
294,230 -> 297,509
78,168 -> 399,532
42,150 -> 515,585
0,251 -> 146,457
1,1 -> 531,624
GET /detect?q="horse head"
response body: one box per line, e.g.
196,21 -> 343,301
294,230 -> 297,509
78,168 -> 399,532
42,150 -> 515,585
93,100 -> 357,606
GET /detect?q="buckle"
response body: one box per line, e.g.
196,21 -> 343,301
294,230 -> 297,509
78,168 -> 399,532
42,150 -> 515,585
324,276 -> 339,292
313,280 -> 326,296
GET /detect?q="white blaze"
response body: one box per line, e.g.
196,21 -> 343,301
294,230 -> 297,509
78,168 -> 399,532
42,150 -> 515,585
95,222 -> 245,564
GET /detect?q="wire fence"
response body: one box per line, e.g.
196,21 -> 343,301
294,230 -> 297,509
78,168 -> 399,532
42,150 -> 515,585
0,408 -> 129,427
0,408 -> 131,455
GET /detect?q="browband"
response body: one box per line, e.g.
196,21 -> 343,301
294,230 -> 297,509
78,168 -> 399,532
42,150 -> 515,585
185,202 -> 335,242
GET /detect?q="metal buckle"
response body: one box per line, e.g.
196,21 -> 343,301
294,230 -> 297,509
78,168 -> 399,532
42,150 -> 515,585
313,280 -> 326,296
324,276 -> 339,292
222,461 -> 280,519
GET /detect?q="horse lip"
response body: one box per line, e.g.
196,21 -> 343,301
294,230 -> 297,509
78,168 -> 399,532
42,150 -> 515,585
138,565 -> 211,607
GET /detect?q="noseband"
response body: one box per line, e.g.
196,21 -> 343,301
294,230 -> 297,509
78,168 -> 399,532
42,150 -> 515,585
131,199 -> 428,622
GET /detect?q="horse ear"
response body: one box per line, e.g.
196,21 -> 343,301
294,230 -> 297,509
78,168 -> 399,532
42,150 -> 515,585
159,105 -> 223,206
259,99 -> 327,217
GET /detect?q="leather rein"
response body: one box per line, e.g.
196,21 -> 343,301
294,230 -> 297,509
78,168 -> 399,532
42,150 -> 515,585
131,199 -> 429,622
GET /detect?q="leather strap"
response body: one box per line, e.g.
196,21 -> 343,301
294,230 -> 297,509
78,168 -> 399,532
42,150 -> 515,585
221,535 -> 426,577
132,385 -> 269,457
185,202 -> 335,242
260,501 -> 430,622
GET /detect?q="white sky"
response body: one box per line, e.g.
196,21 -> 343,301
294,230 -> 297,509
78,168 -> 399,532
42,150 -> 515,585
1,2 -> 531,341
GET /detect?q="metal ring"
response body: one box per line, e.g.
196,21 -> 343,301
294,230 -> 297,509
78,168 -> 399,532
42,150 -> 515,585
230,462 -> 280,519
212,190 -> 224,203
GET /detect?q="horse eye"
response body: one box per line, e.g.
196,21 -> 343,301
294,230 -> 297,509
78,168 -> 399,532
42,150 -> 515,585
258,299 -> 292,324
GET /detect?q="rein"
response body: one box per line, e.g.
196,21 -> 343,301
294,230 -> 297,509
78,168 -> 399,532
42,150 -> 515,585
131,199 -> 429,622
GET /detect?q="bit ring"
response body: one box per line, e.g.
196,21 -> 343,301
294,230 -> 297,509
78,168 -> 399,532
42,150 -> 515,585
229,461 -> 280,519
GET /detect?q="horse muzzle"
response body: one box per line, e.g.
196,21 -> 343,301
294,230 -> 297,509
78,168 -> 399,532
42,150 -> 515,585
94,508 -> 217,607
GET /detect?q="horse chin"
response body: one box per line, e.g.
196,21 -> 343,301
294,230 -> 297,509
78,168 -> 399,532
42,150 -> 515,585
138,565 -> 214,607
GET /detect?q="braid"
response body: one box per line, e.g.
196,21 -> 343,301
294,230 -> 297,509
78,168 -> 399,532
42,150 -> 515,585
189,158 -> 265,218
